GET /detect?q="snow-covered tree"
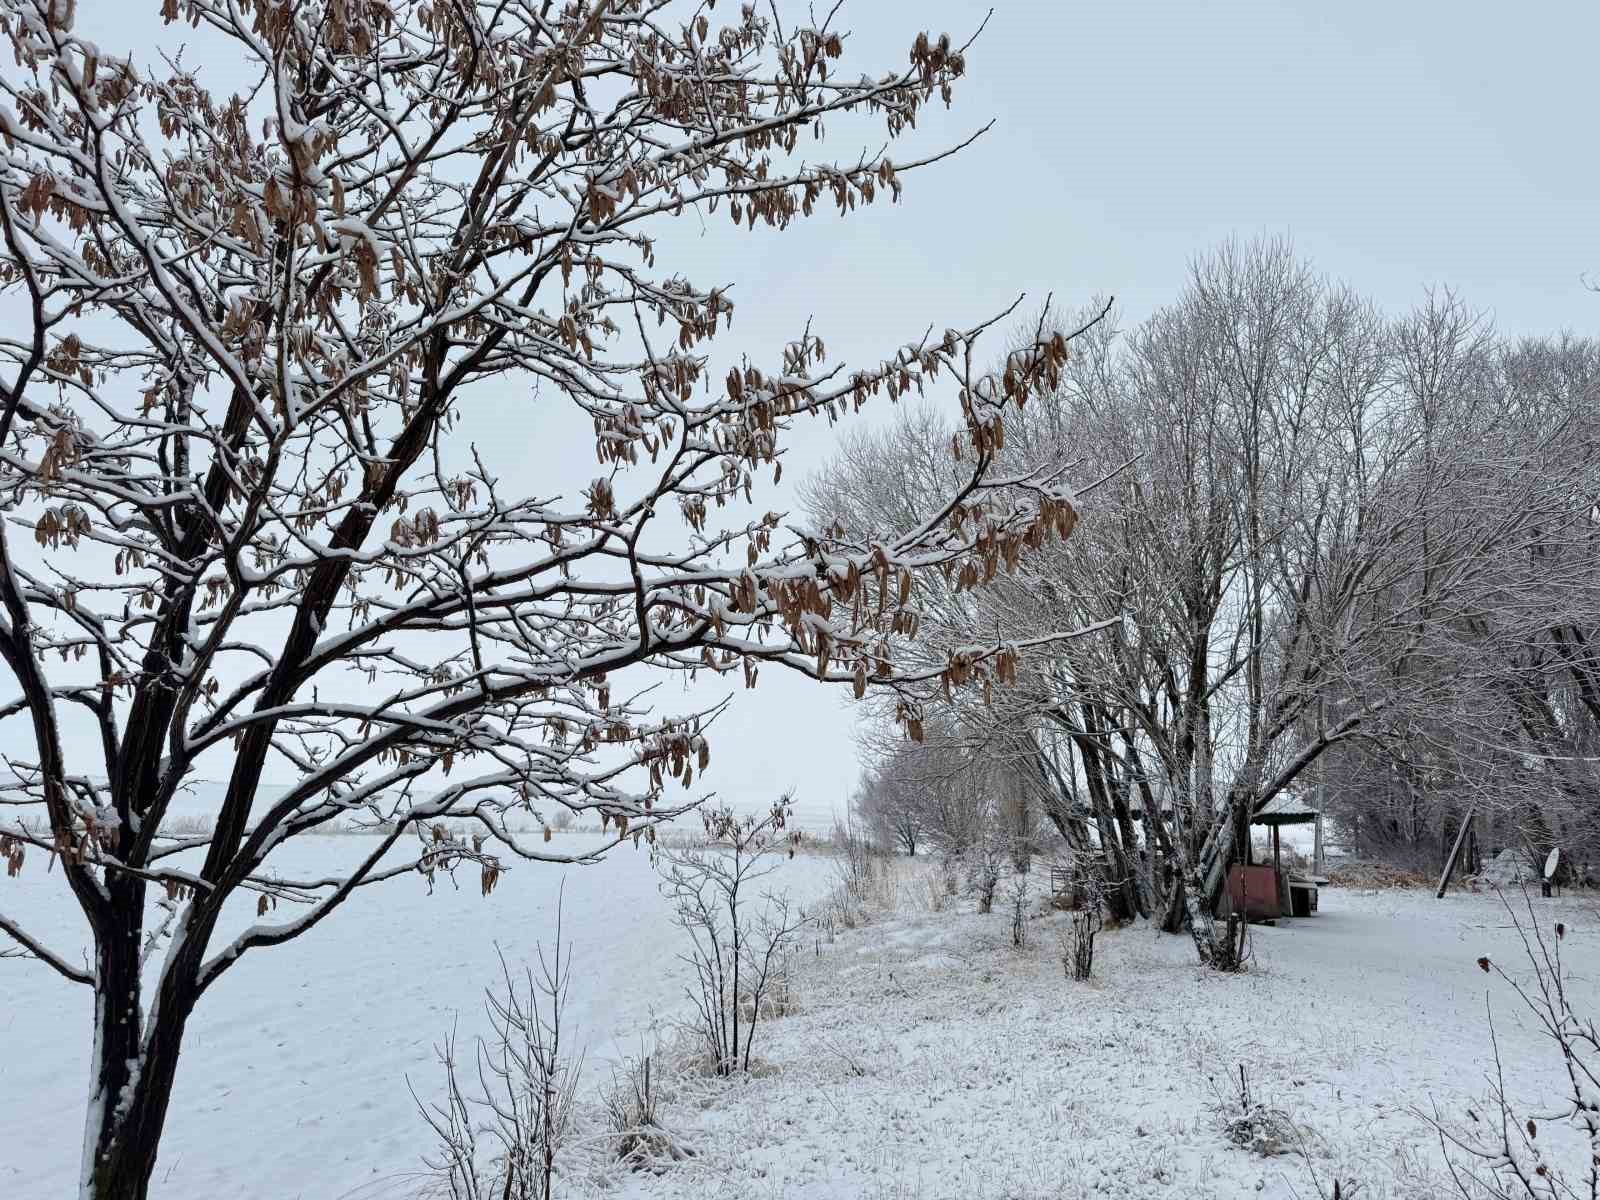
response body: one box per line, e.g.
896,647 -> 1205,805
0,3 -> 1093,1195
852,764 -> 925,856
810,239 -> 1600,967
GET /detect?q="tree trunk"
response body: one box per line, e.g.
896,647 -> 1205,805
1158,865 -> 1187,934
1068,710 -> 1140,921
82,881 -> 197,1200
1162,817 -> 1239,969
85,1040 -> 186,1200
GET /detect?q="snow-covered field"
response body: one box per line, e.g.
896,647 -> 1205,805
0,833 -> 837,1199
5,846 -> 1597,1199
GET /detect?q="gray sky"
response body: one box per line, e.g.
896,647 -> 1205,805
40,1 -> 1600,829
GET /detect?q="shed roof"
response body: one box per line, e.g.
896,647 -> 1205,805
1252,793 -> 1322,826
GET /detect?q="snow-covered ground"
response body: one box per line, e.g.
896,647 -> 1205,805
601,876 -> 1599,1200
5,846 -> 1596,1199
0,832 -> 837,1199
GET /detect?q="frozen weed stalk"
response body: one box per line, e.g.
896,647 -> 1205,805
1421,887 -> 1599,1199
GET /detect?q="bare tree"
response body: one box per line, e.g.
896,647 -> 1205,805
851,765 -> 924,856
655,798 -> 806,1076
807,239 -> 1600,967
1325,306 -> 1600,878
0,4 -> 1093,1195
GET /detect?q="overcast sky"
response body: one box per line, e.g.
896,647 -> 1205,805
53,1 -> 1600,829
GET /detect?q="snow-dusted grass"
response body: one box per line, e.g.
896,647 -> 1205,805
595,874 -> 1600,1200
7,842 -> 1596,1199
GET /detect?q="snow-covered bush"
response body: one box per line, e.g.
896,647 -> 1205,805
601,1050 -> 693,1172
1062,908 -> 1101,981
825,819 -> 905,924
1211,1064 -> 1302,1158
966,837 -> 1006,914
833,820 -> 888,903
1007,873 -> 1031,947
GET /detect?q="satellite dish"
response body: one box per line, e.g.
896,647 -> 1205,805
1544,847 -> 1561,880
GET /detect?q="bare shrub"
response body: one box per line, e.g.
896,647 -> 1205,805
413,907 -> 583,1200
967,840 -> 1005,914
157,814 -> 214,837
757,955 -> 797,1020
651,827 -> 716,852
1212,1063 -> 1301,1158
825,819 -> 903,923
1325,860 -> 1432,889
812,888 -> 856,937
657,799 -> 809,1076
1421,889 -> 1598,1198
832,818 -> 879,902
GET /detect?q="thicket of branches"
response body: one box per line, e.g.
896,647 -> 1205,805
0,2 -> 1096,1195
414,928 -> 584,1200
819,238 -> 1600,963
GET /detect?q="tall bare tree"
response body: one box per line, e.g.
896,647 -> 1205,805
810,239 -> 1600,966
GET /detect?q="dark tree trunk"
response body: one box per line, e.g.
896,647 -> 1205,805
1065,706 -> 1140,921
87,1031 -> 187,1200
1158,865 -> 1187,934
82,873 -> 206,1199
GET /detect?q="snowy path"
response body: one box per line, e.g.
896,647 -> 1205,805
605,883 -> 1600,1200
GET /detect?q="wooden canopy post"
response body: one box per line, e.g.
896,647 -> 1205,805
1436,806 -> 1475,899
1272,824 -> 1283,914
